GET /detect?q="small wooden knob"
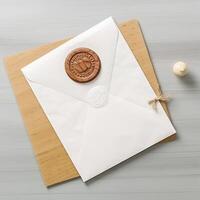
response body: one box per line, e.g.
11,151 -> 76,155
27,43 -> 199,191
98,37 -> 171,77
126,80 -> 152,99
173,61 -> 188,76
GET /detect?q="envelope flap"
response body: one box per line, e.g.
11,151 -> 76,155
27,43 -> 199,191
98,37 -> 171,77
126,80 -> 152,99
22,17 -> 119,107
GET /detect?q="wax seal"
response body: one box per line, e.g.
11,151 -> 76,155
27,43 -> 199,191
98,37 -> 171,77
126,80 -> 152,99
86,86 -> 107,107
65,48 -> 101,83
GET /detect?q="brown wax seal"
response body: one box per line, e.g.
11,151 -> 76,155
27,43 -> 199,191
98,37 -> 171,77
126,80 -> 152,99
65,48 -> 101,83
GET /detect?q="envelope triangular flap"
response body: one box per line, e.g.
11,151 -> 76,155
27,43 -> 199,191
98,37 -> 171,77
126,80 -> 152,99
22,17 -> 119,107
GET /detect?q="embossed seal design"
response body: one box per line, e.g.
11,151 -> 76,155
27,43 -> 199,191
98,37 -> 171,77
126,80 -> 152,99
65,48 -> 101,83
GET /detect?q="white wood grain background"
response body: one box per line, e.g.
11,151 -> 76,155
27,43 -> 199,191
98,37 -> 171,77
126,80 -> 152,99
0,0 -> 200,199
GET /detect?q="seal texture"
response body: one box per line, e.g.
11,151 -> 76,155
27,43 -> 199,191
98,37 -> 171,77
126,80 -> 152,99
65,48 -> 101,83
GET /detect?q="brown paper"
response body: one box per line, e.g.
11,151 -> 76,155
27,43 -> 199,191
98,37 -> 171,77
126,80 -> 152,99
4,20 -> 175,186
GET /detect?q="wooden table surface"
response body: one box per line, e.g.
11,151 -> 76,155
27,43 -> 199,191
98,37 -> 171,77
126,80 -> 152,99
0,0 -> 200,199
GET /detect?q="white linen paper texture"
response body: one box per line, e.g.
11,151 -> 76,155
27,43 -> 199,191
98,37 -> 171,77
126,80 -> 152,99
22,17 -> 176,182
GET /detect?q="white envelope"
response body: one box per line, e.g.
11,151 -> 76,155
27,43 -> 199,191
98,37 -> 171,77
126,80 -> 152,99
21,17 -> 176,182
